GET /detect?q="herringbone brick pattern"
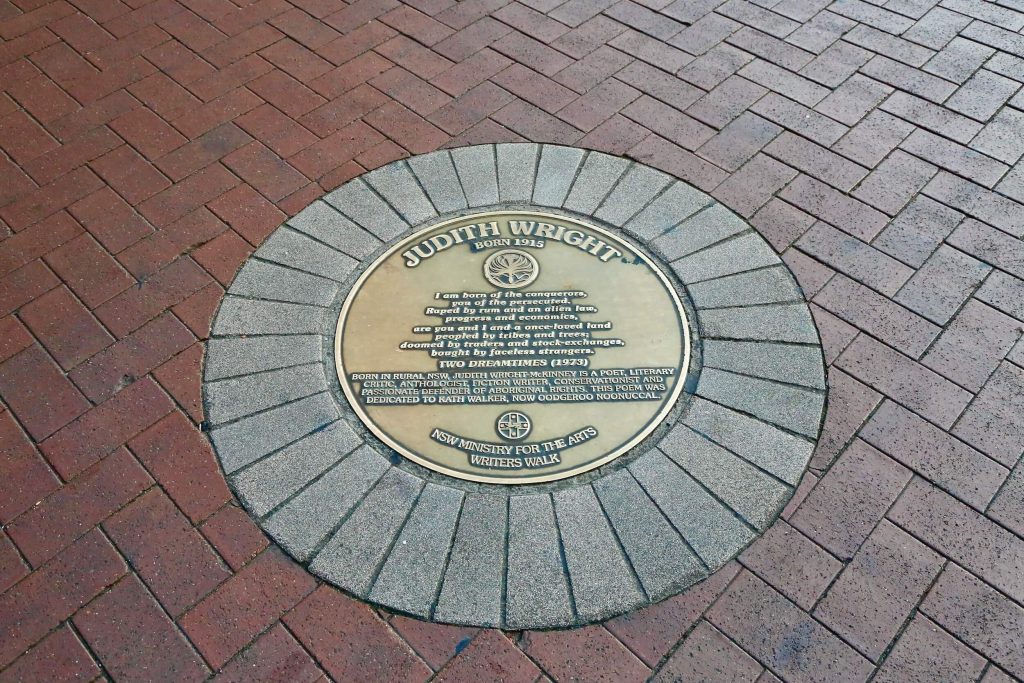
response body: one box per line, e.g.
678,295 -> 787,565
0,0 -> 1023,680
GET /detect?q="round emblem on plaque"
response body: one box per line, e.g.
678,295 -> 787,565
483,249 -> 539,289
336,210 -> 691,484
496,411 -> 532,441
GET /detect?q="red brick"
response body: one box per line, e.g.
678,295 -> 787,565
105,487 -> 230,616
171,87 -> 263,139
208,183 -> 286,246
309,51 -> 393,99
117,208 -> 228,279
90,144 -> 172,205
19,286 -> 113,370
577,114 -> 650,155
872,614 -> 986,683
319,159 -> 367,191
0,259 -> 57,318
708,571 -> 873,682
200,502 -> 270,571
355,138 -> 407,170
142,42 -> 215,87
6,447 -> 151,567
0,529 -> 126,668
213,624 -> 324,683
433,629 -> 537,683
40,376 -> 175,479
429,81 -> 514,135
814,520 -> 944,661
0,625 -> 101,683
69,187 -> 155,254
433,47 -> 511,96
0,209 -> 82,277
204,23 -> 284,68
0,409 -> 59,523
285,585 -> 434,682
6,74 -> 77,125
289,120 -> 385,180
50,11 -> 114,55
102,0 -> 185,38
790,439 -> 911,560
157,122 -> 252,182
810,367 -> 881,471
0,109 -> 59,165
213,0 -> 290,36
153,341 -> 204,421
23,126 -> 121,186
654,620 -> 764,683
629,134 -> 728,193
159,8 -> 227,51
0,343 -> 89,441
740,520 -> 841,611
173,280 -> 225,338
524,626 -> 650,682
249,68 -> 327,118
375,34 -> 453,78
324,0 -> 402,33
381,4 -> 453,45
223,141 -> 309,202
300,82 -> 389,137
74,573 -> 210,682
0,154 -> 35,209
0,530 -> 28,594
605,561 -> 741,668
236,103 -> 319,158
387,616 -> 477,672
921,564 -> 1024,678
371,66 -> 451,116
70,311 -> 195,402
49,90 -> 138,142
96,256 -> 211,336
317,19 -> 395,64
182,547 -> 317,668
128,71 -> 202,120
0,166 -> 104,231
0,315 -> 33,365
492,63 -> 577,113
44,235 -> 134,311
259,37 -> 333,82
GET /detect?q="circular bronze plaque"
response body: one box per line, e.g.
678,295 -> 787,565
335,210 -> 690,484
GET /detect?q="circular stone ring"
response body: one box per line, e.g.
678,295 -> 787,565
203,143 -> 827,629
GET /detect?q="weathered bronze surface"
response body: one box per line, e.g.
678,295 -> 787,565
336,211 -> 690,484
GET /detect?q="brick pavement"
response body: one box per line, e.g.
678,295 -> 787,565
0,0 -> 1022,680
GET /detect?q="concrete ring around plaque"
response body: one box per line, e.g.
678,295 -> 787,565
204,143 -> 827,630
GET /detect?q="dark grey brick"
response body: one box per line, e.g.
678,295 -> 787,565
903,7 -> 972,49
923,36 -> 995,83
945,69 -> 1021,121
797,222 -> 913,295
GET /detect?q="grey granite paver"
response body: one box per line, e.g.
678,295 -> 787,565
593,469 -> 706,600
623,181 -> 712,242
701,339 -> 825,389
229,260 -> 339,307
595,163 -> 673,226
698,302 -> 819,343
651,204 -> 750,261
369,484 -> 464,618
672,232 -> 780,283
553,486 -> 646,621
497,143 -> 539,202
255,228 -> 358,283
230,420 -> 362,517
688,265 -> 802,308
262,445 -> 390,561
564,153 -> 631,214
324,178 -> 409,241
211,297 -> 325,336
660,424 -> 792,530
434,494 -> 507,627
364,161 -> 438,226
206,363 -> 328,426
630,449 -> 755,569
204,335 -> 321,381
696,367 -> 824,437
309,467 -> 425,595
452,145 -> 499,207
408,150 -> 467,213
683,397 -> 814,485
210,392 -> 339,474
287,201 -> 382,259
533,145 -> 585,207
505,494 -> 575,629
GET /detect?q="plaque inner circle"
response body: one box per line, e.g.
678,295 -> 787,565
335,210 -> 691,484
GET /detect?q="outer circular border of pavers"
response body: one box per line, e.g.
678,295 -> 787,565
203,143 -> 827,630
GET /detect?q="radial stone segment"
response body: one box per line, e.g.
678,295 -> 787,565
204,143 -> 828,629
